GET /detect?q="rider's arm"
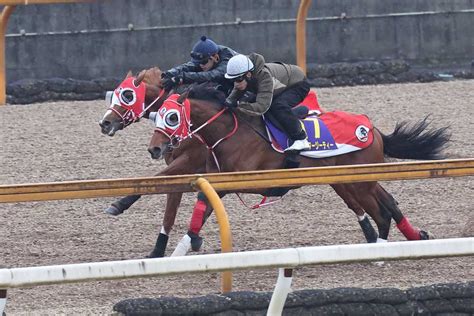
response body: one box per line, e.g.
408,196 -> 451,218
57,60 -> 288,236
182,61 -> 228,84
226,87 -> 245,104
237,70 -> 274,116
166,62 -> 200,76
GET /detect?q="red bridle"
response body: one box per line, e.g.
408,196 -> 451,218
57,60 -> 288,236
152,95 -> 239,170
108,77 -> 167,127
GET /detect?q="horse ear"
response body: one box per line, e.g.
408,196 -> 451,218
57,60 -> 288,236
125,70 -> 133,79
177,90 -> 190,103
134,69 -> 147,86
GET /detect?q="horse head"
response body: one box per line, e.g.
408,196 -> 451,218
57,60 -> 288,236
147,91 -> 192,159
99,67 -> 165,136
148,84 -> 231,160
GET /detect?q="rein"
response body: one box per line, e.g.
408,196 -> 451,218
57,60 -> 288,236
155,99 -> 239,171
155,97 -> 282,209
143,88 -> 167,114
182,105 -> 239,172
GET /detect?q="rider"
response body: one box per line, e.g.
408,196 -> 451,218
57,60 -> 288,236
161,36 -> 238,95
224,53 -> 311,152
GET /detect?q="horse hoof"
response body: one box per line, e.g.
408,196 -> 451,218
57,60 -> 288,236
146,251 -> 164,258
104,205 -> 123,216
420,230 -> 434,240
146,250 -> 165,258
190,236 -> 203,252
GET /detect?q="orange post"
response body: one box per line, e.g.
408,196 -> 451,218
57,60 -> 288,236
0,5 -> 15,105
296,0 -> 312,75
194,177 -> 233,293
0,0 -> 91,105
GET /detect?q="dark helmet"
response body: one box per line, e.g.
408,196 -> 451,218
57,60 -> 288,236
190,36 -> 219,64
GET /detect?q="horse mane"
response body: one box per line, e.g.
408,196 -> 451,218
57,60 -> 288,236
141,67 -> 162,86
188,83 -> 226,106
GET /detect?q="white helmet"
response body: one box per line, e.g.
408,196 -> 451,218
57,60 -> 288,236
225,54 -> 254,79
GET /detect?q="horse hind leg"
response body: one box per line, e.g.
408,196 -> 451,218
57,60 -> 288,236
375,184 -> 433,240
331,184 -> 378,243
348,182 -> 393,241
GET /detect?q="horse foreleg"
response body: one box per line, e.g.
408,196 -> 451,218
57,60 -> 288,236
172,192 -> 225,256
331,184 -> 378,243
171,192 -> 209,256
375,184 -> 432,240
105,194 -> 141,215
148,192 -> 183,258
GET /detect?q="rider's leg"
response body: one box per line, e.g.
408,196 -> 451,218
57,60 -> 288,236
268,80 -> 311,151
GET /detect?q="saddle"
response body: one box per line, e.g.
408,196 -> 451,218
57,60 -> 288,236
263,93 -> 374,158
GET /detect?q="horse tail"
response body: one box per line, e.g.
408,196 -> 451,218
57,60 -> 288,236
380,116 -> 451,160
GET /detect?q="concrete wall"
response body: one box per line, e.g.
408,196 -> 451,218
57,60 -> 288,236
113,282 -> 474,315
3,0 -> 474,82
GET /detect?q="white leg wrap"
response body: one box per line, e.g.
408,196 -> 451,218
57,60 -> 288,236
0,296 -> 6,315
376,238 -> 388,243
171,234 -> 191,257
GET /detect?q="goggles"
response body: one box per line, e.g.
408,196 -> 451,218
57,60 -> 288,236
198,58 -> 210,65
190,51 -> 210,65
232,75 -> 247,83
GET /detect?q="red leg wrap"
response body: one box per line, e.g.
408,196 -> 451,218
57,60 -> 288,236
396,217 -> 421,240
189,200 -> 207,235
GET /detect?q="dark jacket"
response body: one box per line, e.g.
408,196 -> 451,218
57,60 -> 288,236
227,53 -> 306,116
166,45 -> 237,94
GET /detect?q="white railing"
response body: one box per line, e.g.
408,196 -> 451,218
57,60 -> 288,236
1,238 -> 472,315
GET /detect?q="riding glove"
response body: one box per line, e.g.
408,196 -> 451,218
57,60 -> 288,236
224,98 -> 238,108
162,73 -> 185,91
161,71 -> 174,79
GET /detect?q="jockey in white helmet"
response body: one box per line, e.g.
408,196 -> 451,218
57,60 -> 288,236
224,53 -> 311,152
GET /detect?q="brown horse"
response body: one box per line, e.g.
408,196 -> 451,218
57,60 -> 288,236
147,85 -> 451,251
99,69 -> 381,258
99,68 -> 211,257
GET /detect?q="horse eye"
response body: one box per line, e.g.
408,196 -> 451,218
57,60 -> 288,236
122,90 -> 134,103
165,112 -> 179,126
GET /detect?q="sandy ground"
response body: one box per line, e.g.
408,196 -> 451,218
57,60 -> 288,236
0,80 -> 473,315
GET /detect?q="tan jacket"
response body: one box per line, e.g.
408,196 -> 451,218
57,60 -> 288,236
227,53 -> 306,116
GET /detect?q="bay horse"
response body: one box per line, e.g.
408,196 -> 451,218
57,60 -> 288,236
147,85 -> 450,252
99,68 -> 210,257
99,69 -> 382,258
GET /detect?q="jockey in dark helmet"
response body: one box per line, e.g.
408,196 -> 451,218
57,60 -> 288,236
161,36 -> 238,95
224,53 -> 311,152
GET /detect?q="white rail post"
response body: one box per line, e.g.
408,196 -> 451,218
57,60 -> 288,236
267,268 -> 293,315
0,289 -> 6,315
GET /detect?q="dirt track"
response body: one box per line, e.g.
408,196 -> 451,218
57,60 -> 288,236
0,80 -> 473,315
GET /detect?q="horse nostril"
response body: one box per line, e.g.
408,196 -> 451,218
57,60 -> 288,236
99,120 -> 111,128
148,147 -> 161,159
